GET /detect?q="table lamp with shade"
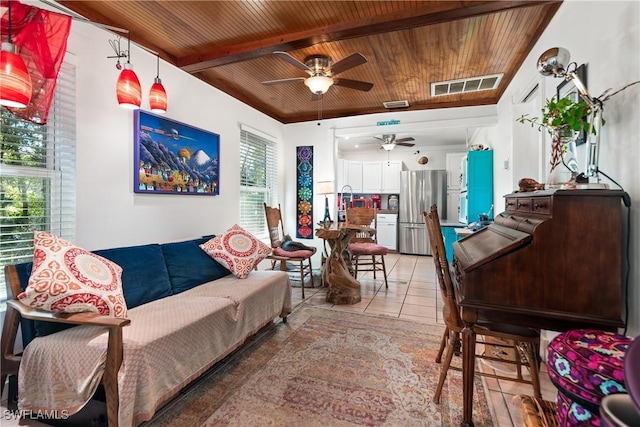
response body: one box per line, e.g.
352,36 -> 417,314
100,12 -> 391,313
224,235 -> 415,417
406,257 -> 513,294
316,180 -> 334,224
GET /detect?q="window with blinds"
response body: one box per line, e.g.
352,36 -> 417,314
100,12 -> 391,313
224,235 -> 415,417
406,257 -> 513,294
0,62 -> 76,303
239,127 -> 277,240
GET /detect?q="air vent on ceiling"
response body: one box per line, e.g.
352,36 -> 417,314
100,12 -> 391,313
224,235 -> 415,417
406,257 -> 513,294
431,74 -> 503,97
383,100 -> 410,109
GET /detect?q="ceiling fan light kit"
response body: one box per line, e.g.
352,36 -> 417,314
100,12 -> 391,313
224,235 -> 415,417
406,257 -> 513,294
263,51 -> 373,96
375,134 -> 416,151
305,75 -> 333,94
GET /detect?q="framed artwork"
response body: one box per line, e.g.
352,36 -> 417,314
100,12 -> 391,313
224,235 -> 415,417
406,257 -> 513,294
556,63 -> 588,145
134,110 -> 220,195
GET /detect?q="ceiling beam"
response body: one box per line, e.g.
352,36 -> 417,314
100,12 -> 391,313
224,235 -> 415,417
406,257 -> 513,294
177,0 -> 560,73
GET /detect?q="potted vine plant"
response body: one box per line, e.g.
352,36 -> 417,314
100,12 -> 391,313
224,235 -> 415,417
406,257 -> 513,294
517,96 -> 601,186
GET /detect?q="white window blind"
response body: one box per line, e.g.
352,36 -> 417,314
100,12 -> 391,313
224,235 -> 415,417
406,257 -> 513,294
0,62 -> 77,302
239,128 -> 277,240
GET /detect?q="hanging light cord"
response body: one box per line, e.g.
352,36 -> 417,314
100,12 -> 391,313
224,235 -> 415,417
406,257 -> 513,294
156,55 -> 160,78
126,33 -> 132,64
7,0 -> 14,43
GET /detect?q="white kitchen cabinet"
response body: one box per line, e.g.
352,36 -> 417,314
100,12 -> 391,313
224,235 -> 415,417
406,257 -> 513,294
446,189 -> 461,222
346,160 -> 363,193
362,161 -> 383,193
382,161 -> 403,193
339,160 -> 404,194
445,152 -> 466,190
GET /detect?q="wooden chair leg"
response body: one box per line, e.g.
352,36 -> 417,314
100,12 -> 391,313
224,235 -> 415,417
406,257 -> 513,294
525,342 -> 542,398
354,256 -> 359,279
308,257 -> 315,288
436,327 -> 449,363
380,255 -> 388,288
434,330 -> 458,404
299,260 -> 305,299
513,340 -> 524,380
372,255 -> 377,279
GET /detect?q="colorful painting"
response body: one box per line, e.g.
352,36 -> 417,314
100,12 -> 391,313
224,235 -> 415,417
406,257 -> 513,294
296,146 -> 313,239
134,110 -> 220,195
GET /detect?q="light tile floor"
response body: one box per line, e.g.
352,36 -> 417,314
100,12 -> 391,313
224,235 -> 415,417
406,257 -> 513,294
284,252 -> 559,426
2,252 -> 558,426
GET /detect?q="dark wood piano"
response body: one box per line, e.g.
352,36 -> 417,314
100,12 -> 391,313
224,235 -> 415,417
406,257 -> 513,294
451,188 -> 627,426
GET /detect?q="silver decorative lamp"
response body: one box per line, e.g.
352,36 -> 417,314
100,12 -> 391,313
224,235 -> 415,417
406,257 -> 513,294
536,47 -> 607,188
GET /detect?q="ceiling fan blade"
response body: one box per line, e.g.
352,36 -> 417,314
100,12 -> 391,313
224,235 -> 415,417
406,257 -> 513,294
395,137 -> 415,144
396,142 -> 415,147
261,77 -> 305,85
334,78 -> 373,92
329,53 -> 367,75
273,51 -> 311,72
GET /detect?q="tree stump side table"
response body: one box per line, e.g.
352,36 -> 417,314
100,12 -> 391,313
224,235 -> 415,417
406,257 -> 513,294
315,224 -> 363,305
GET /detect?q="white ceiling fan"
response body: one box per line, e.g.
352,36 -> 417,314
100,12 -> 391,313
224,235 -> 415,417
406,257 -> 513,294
375,134 -> 416,151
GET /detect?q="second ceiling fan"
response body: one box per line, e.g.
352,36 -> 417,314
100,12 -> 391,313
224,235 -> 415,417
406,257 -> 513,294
262,51 -> 374,96
376,134 -> 415,151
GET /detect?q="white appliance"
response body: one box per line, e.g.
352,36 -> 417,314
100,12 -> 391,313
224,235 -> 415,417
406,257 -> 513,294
376,213 -> 398,251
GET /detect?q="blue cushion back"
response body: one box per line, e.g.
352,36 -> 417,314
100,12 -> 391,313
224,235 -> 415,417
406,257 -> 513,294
161,237 -> 231,294
94,243 -> 173,309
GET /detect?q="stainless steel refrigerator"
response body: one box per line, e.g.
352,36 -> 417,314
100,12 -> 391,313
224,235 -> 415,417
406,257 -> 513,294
399,170 -> 447,255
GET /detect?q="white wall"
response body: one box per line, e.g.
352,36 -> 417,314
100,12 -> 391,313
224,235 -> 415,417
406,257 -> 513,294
4,1 -> 637,337
67,20 -> 285,250
473,0 -> 640,335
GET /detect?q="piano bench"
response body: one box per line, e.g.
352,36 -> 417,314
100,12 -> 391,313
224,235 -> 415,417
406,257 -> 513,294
547,329 -> 633,426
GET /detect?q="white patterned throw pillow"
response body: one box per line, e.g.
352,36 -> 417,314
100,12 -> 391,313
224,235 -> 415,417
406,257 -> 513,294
18,231 -> 128,318
199,224 -> 271,279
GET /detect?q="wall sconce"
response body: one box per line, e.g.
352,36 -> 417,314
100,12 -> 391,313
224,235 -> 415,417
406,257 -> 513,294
0,0 -> 33,108
537,47 -> 604,185
149,55 -> 167,113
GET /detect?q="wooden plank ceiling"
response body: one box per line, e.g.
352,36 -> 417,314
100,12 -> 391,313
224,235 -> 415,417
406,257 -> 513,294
57,0 -> 562,124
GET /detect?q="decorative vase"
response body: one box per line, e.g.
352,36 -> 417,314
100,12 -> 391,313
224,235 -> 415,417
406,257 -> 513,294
546,127 -> 579,189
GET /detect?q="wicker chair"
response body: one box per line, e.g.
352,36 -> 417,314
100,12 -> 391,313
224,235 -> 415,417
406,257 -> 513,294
423,204 -> 541,404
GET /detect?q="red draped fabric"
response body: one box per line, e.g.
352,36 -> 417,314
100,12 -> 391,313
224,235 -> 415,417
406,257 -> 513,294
1,1 -> 71,124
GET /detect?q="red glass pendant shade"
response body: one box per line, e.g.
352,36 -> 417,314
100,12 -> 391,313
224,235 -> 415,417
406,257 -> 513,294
0,46 -> 33,108
116,63 -> 141,109
149,77 -> 167,113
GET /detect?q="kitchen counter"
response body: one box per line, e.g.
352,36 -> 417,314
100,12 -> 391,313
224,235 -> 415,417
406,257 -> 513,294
440,221 -> 468,227
376,209 -> 398,214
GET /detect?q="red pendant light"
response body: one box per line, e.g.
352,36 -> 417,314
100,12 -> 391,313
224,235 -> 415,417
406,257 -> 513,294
116,63 -> 141,109
149,55 -> 167,113
0,1 -> 33,109
116,34 -> 141,109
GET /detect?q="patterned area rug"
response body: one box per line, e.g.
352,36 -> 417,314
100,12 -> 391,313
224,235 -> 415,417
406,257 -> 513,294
143,307 -> 494,426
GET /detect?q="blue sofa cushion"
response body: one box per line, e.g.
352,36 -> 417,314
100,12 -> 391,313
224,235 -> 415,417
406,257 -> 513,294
161,237 -> 231,294
94,243 -> 173,309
